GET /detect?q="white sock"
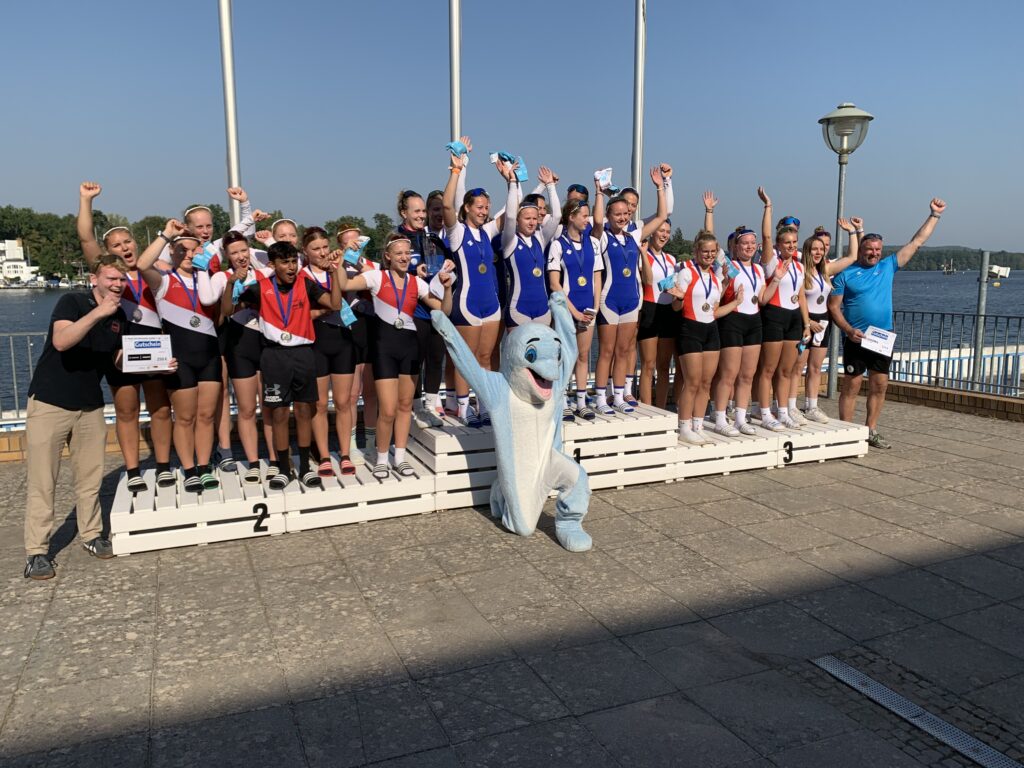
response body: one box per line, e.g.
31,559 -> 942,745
678,420 -> 691,433
446,393 -> 457,413
714,410 -> 727,428
808,397 -> 818,410
576,389 -> 587,409
625,375 -> 634,394
425,393 -> 438,411
597,391 -> 610,409
788,397 -> 798,412
606,378 -> 614,396
457,396 -> 469,419
613,386 -> 625,406
761,407 -> 773,421
735,407 -> 747,426
376,451 -> 388,466
692,417 -> 702,431
393,447 -> 406,465
778,406 -> 789,419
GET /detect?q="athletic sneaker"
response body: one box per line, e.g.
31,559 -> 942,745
713,423 -> 740,437
574,405 -> 597,421
693,428 -> 713,445
804,407 -> 830,424
868,430 -> 892,450
789,409 -> 809,427
678,427 -> 705,445
412,405 -> 443,429
126,474 -> 148,494
156,469 -> 176,488
738,422 -> 758,436
760,417 -> 787,433
24,555 -> 55,580
82,537 -> 114,559
778,415 -> 803,430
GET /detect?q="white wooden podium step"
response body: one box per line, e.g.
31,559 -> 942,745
107,407 -> 871,555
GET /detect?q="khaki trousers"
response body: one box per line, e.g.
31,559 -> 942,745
24,396 -> 107,556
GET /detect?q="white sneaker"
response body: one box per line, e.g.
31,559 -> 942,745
761,417 -> 787,432
414,404 -> 443,428
679,427 -> 705,445
804,407 -> 830,424
778,415 -> 802,430
694,428 -> 714,445
738,422 -> 758,436
789,408 -> 808,426
713,423 -> 740,437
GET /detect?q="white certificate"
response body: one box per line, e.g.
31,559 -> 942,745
860,326 -> 896,357
812,320 -> 829,347
122,335 -> 173,373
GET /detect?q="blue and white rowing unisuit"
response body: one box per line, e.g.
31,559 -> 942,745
504,234 -> 550,327
446,220 -> 501,326
597,227 -> 643,324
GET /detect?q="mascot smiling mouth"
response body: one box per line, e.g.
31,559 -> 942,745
527,367 -> 553,399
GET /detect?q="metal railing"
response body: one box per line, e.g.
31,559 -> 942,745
890,311 -> 1024,397
1,332 -> 48,422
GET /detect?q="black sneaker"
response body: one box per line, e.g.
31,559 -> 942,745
82,537 -> 114,560
24,555 -> 55,580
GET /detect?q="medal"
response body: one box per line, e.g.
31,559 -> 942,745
816,295 -> 824,305
814,272 -> 825,305
385,269 -> 411,329
270,275 -> 296,342
701,302 -> 711,313
792,295 -> 800,305
173,268 -> 201,330
126,271 -> 146,322
696,261 -> 715,311
787,261 -> 799,305
622,267 -> 631,277
132,308 -> 142,322
478,263 -> 487,274
577,276 -> 587,287
532,267 -> 542,278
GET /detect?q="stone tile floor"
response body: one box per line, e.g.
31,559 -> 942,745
0,400 -> 1022,766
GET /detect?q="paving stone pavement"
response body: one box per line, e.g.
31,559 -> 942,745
1,400 -> 1023,766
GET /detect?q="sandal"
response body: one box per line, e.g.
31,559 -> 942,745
574,406 -> 597,421
372,463 -> 390,480
625,395 -> 639,408
317,458 -> 335,478
612,402 -> 635,415
339,455 -> 356,475
394,461 -> 415,477
156,469 -> 176,488
126,474 -> 148,494
268,472 -> 291,491
243,464 -> 262,484
301,471 -> 322,488
200,472 -> 219,491
183,475 -> 203,493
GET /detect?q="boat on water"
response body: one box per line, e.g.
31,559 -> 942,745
941,260 -> 956,275
988,264 -> 1010,280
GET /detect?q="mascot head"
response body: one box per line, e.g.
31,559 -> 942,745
500,322 -> 563,406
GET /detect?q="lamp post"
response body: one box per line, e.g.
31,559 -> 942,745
819,103 -> 873,398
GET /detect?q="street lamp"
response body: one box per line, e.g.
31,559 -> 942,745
820,102 -> 873,398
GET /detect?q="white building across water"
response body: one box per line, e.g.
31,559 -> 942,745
0,239 -> 39,282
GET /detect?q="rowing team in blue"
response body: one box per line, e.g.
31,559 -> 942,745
70,135 -> 900,494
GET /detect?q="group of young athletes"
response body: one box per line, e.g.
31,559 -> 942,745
79,135 -> 867,494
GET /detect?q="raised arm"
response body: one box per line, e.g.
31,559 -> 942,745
896,199 -> 946,268
591,180 -> 607,233
702,190 -> 718,235
501,174 -> 521,257
76,182 -> 104,267
758,186 -> 773,256
538,166 -> 561,244
225,187 -> 256,237
827,218 -> 861,276
642,163 -> 674,224
639,166 -> 668,241
430,309 -> 502,404
442,142 -> 470,230
137,219 -> 185,293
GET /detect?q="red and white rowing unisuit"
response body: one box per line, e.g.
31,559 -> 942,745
722,260 -> 765,316
361,270 -> 428,331
121,269 -> 161,330
154,269 -> 217,336
643,249 -> 678,304
675,261 -> 721,323
254,271 -> 315,346
763,253 -> 804,309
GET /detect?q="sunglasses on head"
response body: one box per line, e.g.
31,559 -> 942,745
468,187 -> 488,198
779,216 -> 800,228
567,183 -> 589,196
861,233 -> 883,243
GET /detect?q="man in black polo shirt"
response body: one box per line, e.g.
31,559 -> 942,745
24,254 -> 129,579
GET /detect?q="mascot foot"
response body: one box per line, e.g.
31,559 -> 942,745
555,521 -> 592,552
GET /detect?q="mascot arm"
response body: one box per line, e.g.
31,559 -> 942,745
548,292 -> 578,388
430,310 -> 504,405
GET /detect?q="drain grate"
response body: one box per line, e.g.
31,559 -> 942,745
812,655 -> 1023,768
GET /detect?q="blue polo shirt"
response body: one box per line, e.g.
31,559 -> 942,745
831,253 -> 899,333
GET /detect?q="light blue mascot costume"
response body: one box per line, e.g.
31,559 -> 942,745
431,292 -> 591,551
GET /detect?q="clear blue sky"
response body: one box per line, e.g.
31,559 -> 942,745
3,0 -> 1021,251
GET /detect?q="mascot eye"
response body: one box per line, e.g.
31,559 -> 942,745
525,346 -> 538,363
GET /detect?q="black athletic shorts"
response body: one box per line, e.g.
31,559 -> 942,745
676,317 -> 721,356
104,365 -> 168,389
165,355 -> 222,391
638,301 -> 680,341
260,345 -> 318,406
313,320 -> 356,377
224,322 -> 263,380
808,311 -> 832,349
370,318 -> 420,380
718,312 -> 763,349
349,314 -> 371,366
843,338 -> 891,376
761,304 -> 803,343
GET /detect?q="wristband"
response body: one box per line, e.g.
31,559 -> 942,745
705,209 -> 713,214
158,232 -> 172,242
929,213 -> 941,219
854,230 -> 864,234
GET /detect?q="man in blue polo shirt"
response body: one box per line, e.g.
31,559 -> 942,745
828,198 -> 946,449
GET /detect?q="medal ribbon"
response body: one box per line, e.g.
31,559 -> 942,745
696,261 -> 713,303
815,270 -> 824,296
125,270 -> 145,306
385,270 -> 410,319
308,266 -> 330,292
788,261 -> 799,295
172,269 -> 198,313
650,248 -> 669,280
738,261 -> 758,294
565,236 -> 587,281
271,275 -> 295,328
518,235 -> 541,277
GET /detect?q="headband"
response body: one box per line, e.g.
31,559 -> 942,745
183,205 -> 211,219
271,218 -> 297,231
101,226 -> 132,241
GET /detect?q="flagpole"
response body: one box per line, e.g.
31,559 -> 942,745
218,0 -> 242,224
